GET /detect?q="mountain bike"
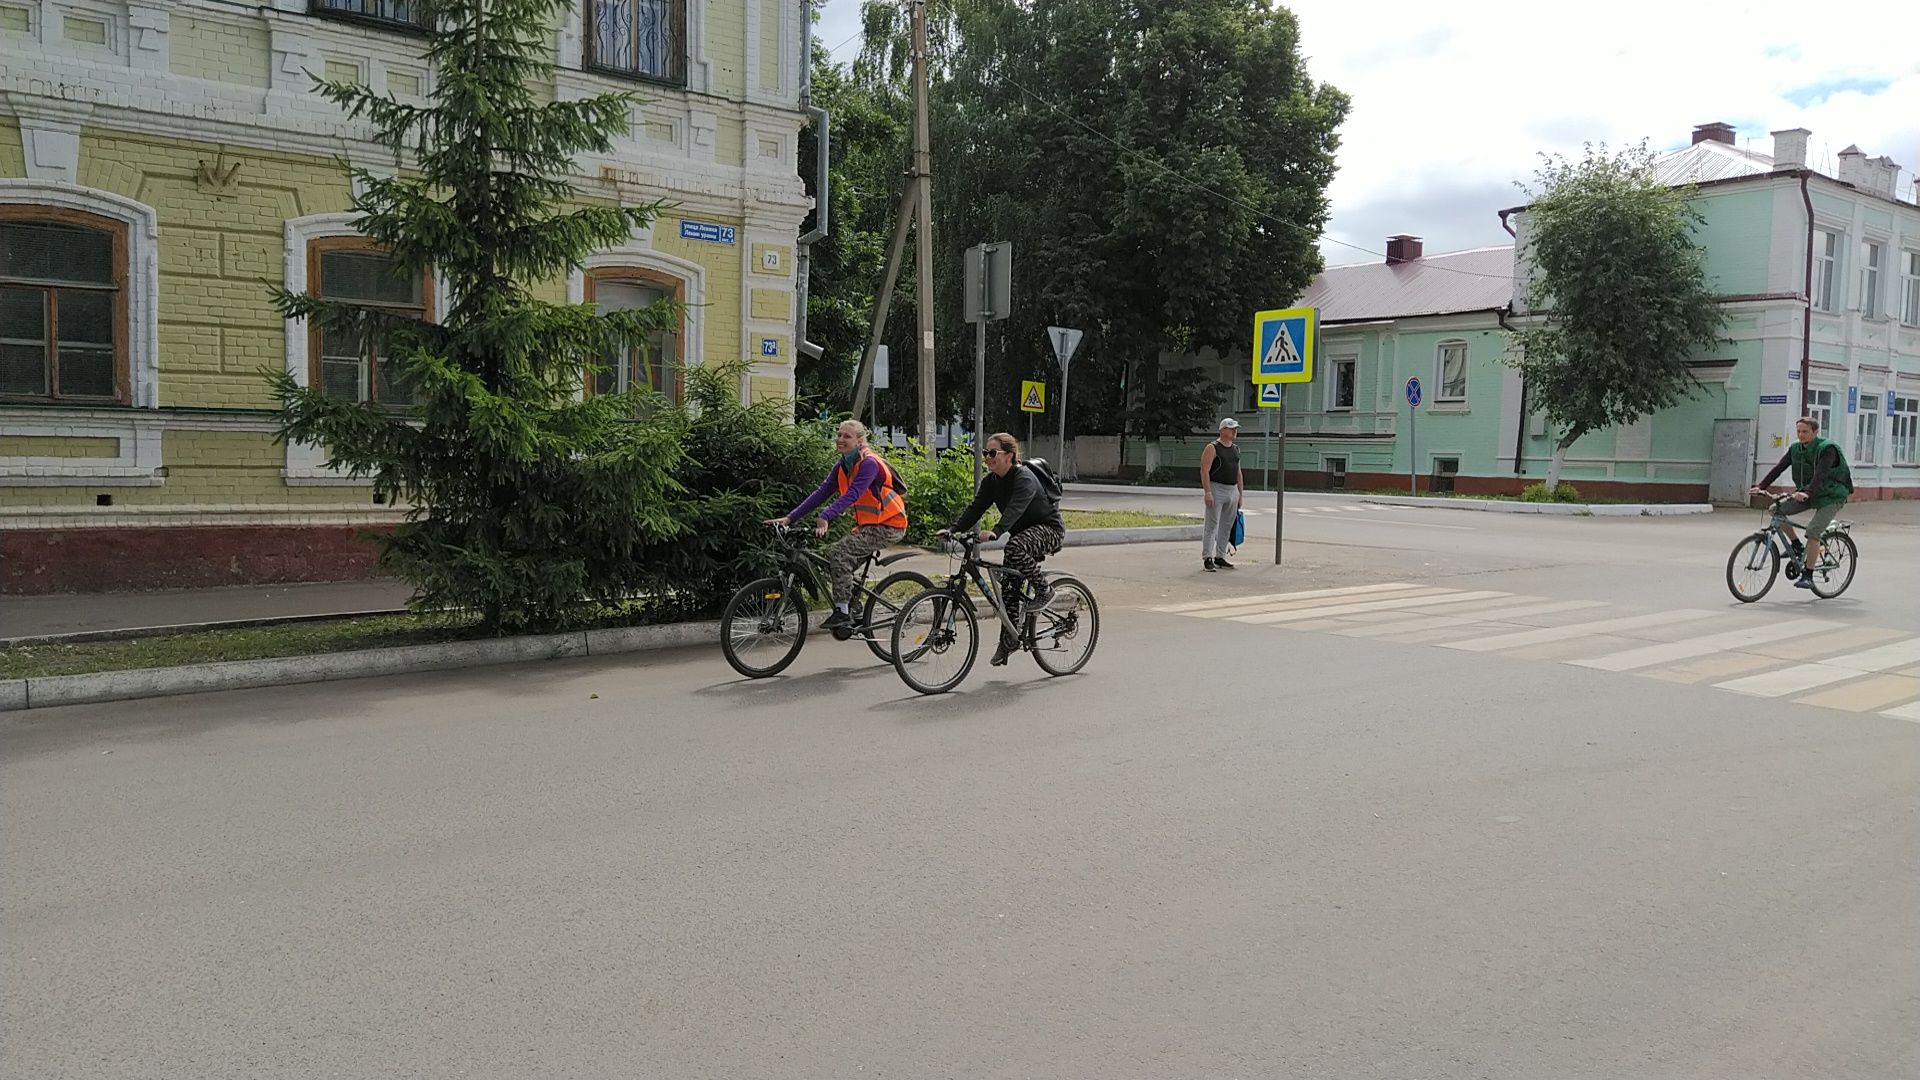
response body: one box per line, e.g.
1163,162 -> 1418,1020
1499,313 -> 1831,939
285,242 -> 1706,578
719,523 -> 931,678
889,532 -> 1100,695
1725,495 -> 1857,602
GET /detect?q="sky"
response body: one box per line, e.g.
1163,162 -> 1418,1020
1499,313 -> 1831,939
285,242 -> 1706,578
811,0 -> 1918,269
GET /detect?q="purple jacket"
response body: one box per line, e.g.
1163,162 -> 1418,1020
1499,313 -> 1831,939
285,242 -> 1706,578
789,454 -> 885,522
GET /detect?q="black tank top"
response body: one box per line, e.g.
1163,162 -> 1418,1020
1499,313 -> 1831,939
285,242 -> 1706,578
1208,440 -> 1240,485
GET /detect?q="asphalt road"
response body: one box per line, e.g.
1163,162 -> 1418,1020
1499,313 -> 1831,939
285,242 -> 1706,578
5,499 -> 1917,1079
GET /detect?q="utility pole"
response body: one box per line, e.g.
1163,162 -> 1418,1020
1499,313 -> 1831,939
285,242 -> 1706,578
849,184 -> 915,420
910,0 -> 936,454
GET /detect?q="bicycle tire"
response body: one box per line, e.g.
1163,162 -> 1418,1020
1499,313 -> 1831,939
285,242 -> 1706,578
891,588 -> 979,695
863,570 -> 935,662
1807,532 -> 1858,599
1725,534 -> 1778,603
1028,575 -> 1100,677
720,577 -> 808,678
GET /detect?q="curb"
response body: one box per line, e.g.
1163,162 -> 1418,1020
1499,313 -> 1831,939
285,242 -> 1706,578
1,619 -> 721,713
1356,495 -> 1714,516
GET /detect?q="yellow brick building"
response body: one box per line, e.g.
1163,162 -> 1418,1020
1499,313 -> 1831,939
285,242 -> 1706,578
1,0 -> 813,592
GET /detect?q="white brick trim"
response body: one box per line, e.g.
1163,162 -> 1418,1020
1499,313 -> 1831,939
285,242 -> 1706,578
0,178 -> 161,410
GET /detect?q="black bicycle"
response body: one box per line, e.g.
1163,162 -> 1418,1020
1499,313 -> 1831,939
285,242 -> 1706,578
719,523 -> 931,678
1725,495 -> 1858,603
888,532 -> 1099,695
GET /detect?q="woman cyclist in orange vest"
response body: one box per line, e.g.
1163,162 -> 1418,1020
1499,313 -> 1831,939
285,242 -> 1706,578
765,420 -> 910,631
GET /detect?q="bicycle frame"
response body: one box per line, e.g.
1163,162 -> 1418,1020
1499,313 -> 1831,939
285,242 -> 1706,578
928,537 -> 1047,641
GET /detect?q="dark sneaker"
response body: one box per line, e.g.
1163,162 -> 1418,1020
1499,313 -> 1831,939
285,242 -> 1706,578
1028,583 -> 1052,608
821,609 -> 852,630
1214,556 -> 1236,569
990,637 -> 1015,666
1204,558 -> 1217,572
1793,577 -> 1816,590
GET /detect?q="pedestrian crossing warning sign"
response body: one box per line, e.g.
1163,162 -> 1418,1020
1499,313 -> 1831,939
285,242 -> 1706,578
1020,380 -> 1046,413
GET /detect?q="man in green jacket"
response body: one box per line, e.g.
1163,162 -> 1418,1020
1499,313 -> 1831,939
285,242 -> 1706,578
1750,416 -> 1854,589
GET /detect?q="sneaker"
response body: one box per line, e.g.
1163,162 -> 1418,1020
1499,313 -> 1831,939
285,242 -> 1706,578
1203,558 -> 1217,572
821,609 -> 851,630
990,636 -> 1014,666
1027,583 -> 1053,607
1794,577 -> 1816,590
1214,556 -> 1236,570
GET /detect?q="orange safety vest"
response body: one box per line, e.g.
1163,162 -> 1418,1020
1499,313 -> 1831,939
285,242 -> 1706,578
836,449 -> 909,530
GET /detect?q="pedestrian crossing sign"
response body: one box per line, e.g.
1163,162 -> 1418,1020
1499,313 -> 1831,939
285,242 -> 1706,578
1257,383 -> 1284,408
1252,306 -> 1315,385
1020,380 -> 1046,413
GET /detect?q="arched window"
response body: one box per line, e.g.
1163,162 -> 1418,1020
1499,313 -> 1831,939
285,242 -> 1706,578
0,207 -> 129,403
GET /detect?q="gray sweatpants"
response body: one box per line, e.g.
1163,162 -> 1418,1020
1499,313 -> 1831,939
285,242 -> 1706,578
1203,482 -> 1240,559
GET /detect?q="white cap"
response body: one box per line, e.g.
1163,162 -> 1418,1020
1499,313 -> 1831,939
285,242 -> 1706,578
1219,417 -> 1240,429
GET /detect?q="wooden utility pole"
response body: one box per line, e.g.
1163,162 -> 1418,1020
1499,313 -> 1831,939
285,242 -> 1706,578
910,0 -> 936,452
849,182 -> 916,421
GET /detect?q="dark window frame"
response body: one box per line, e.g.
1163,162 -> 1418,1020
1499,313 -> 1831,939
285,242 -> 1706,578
307,236 -> 433,408
308,0 -> 431,35
582,0 -> 690,88
0,205 -> 130,406
584,266 -> 685,405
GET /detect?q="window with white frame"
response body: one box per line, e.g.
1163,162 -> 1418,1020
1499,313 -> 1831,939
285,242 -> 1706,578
1855,394 -> 1880,464
1902,251 -> 1920,327
1859,241 -> 1884,317
1436,340 -> 1468,403
1892,394 -> 1918,465
309,238 -> 431,406
1328,357 -> 1356,410
1806,387 -> 1834,438
1812,230 -> 1839,312
586,270 -> 680,403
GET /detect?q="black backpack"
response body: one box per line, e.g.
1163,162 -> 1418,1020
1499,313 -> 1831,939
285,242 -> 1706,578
1025,458 -> 1064,503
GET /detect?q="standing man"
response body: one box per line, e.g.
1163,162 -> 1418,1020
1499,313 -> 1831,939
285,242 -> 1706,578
1750,415 -> 1853,589
1199,417 -> 1245,571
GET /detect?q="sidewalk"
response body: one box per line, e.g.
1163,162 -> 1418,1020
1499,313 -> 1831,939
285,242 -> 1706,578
1,579 -> 411,640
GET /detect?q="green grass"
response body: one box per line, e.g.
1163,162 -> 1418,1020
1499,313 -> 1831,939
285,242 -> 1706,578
0,613 -> 484,680
1060,509 -> 1191,529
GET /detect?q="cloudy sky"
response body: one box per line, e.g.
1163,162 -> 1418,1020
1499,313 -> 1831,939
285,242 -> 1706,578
813,0 -> 1917,268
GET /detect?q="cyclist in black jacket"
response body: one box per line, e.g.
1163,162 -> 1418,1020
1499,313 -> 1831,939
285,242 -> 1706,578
945,433 -> 1066,665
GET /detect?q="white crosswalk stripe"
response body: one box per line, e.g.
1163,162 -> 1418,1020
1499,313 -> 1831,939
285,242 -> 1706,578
1144,583 -> 1920,720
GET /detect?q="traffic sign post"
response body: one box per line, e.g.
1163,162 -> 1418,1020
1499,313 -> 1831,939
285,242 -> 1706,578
870,344 -> 889,436
1020,380 -> 1046,448
1405,377 -> 1422,495
1251,309 -> 1315,565
1048,326 -> 1083,476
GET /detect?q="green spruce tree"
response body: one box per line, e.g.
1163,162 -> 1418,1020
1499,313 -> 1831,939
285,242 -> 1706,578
269,0 -> 691,633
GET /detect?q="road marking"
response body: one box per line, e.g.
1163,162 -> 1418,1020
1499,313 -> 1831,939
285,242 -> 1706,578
1442,610 -> 1722,653
1882,700 -> 1920,722
1714,637 -> 1920,697
1235,590 -> 1512,625
1334,599 -> 1607,639
1187,586 -> 1453,620
1796,675 -> 1920,713
1340,506 -> 1369,512
1570,618 -> 1839,673
1150,582 -> 1421,614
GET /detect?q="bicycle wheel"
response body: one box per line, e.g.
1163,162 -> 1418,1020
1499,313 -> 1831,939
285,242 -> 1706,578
720,577 -> 808,678
1808,533 -> 1858,599
862,570 -> 935,663
1725,534 -> 1779,603
1028,575 -> 1100,676
891,588 -> 979,695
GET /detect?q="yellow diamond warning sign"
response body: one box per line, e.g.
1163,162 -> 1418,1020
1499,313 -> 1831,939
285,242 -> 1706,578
1020,380 -> 1046,413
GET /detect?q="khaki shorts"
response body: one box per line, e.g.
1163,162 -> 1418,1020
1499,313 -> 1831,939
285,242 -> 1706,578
1786,499 -> 1843,535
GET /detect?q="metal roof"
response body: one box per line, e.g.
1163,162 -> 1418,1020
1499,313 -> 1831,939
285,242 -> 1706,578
1650,140 -> 1775,186
1298,246 -> 1514,323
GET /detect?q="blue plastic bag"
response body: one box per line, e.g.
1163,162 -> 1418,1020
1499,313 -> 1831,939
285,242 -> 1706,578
1229,508 -> 1245,549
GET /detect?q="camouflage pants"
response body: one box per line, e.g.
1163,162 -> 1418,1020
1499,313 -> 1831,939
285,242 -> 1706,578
829,525 -> 907,607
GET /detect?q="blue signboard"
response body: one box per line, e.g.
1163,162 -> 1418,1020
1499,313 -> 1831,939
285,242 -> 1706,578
1848,386 -> 1858,414
1759,394 -> 1789,405
1891,394 -> 1899,418
1786,369 -> 1801,380
1251,307 -> 1315,384
1256,382 -> 1284,409
1405,377 -> 1422,408
679,220 -> 737,245
760,337 -> 779,357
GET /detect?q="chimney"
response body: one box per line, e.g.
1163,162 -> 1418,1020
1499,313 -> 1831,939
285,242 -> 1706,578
1770,127 -> 1809,171
1869,156 -> 1900,198
1692,122 -> 1736,146
1836,145 -> 1871,189
1385,234 -> 1423,265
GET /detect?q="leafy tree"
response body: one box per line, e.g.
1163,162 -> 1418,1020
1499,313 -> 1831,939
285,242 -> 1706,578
1508,143 -> 1729,492
269,0 -> 815,632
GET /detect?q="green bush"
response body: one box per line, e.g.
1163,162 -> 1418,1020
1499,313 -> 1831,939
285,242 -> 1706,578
883,440 -> 978,547
1141,465 -> 1179,485
1520,481 -> 1582,503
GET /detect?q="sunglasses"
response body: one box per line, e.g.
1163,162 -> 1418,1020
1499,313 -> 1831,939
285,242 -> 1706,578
982,448 -> 1007,459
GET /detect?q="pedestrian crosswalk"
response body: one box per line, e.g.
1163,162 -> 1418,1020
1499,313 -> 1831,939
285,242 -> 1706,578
1239,504 -> 1400,517
1147,583 -> 1920,721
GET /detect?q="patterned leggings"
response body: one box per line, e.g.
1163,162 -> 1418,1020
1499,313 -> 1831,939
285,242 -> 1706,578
1001,523 -> 1065,603
828,525 -> 907,607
